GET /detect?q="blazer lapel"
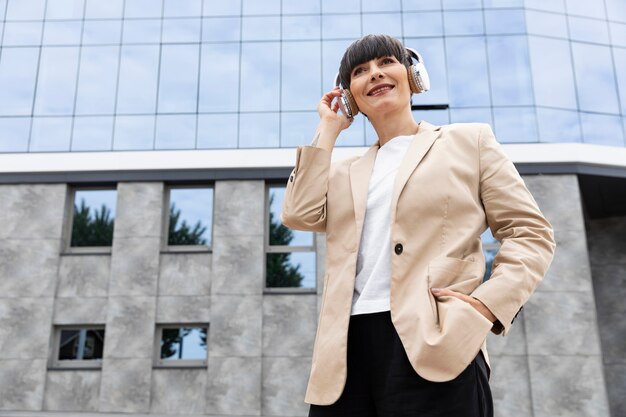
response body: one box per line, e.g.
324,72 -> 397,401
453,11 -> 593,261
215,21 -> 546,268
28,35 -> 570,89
349,141 -> 379,247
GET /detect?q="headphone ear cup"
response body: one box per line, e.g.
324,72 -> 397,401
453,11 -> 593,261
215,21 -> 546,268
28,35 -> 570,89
339,89 -> 359,119
407,62 -> 430,94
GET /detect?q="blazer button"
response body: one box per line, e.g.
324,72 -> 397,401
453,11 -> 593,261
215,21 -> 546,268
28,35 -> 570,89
394,243 -> 403,255
290,175 -> 294,182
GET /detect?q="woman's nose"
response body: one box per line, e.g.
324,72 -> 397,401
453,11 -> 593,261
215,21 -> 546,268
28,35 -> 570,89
370,68 -> 384,81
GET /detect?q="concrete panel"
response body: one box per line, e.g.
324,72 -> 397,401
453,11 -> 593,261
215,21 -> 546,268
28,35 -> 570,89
209,295 -> 262,357
53,297 -> 108,325
586,216 -> 626,264
486,312 -> 527,357
529,355 -> 610,417
315,232 -> 327,296
98,357 -> 152,413
205,356 -> 262,416
150,369 -> 207,415
0,298 -> 53,360
597,312 -> 626,364
523,175 -> 584,232
604,362 -> 626,417
211,235 -> 264,295
156,296 -> 210,323
0,359 -> 46,411
263,295 -> 316,357
524,292 -> 601,356
592,263 -> 626,317
109,237 -> 160,296
102,297 -> 156,359
213,180 -> 264,237
43,371 -> 100,412
0,184 -> 66,240
158,253 -> 212,296
489,355 -> 532,417
57,255 -> 110,298
262,357 -> 310,417
113,182 -> 164,239
538,229 -> 593,292
0,239 -> 60,297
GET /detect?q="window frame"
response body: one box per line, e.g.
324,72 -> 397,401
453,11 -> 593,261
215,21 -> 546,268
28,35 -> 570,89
153,323 -> 209,368
49,325 -> 106,370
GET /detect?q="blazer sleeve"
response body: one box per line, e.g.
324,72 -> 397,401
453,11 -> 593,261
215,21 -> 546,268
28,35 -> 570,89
280,145 -> 332,233
470,124 -> 556,336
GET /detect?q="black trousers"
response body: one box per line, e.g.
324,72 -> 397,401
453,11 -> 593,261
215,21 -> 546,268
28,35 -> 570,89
308,311 -> 493,417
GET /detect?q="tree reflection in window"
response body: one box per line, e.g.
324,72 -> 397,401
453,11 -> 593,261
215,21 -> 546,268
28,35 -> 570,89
70,189 -> 116,247
168,202 -> 208,245
167,187 -> 213,246
59,329 -> 105,360
160,327 -> 207,360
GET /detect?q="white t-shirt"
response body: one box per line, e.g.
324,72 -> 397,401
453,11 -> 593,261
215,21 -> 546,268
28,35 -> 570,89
351,135 -> 414,315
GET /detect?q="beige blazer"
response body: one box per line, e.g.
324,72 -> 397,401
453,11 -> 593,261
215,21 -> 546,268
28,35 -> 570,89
281,121 -> 556,405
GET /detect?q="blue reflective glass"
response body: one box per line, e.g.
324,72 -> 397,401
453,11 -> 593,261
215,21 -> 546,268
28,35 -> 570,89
155,114 -> 197,150
483,0 -> 522,7
565,0 -> 606,19
493,107 -> 538,143
5,0 -> 46,20
322,40 -> 352,89
321,15 -> 361,40
527,36 -> 577,109
160,328 -> 207,360
321,0 -> 360,13
168,188 -> 213,246
580,113 -> 624,146
72,116 -> 114,151
242,16 -> 281,41
487,36 -> 533,106
45,0 -> 84,20
444,11 -> 484,35
71,190 -> 116,247
524,0 -> 564,13
0,48 -> 39,116
240,42 -> 280,112
268,187 -> 314,246
362,13 -> 402,37
82,20 -> 123,45
536,108 -> 582,143
525,10 -> 568,38
282,16 -> 321,40
84,0 -> 124,19
402,0 -> 441,11
243,0 -> 280,15
162,18 -> 201,43
365,120 -> 377,145
124,0 -> 163,18
362,0 -> 401,12
163,0 -> 201,17
75,46 -> 119,115
29,117 -> 72,151
197,113 -> 238,149
403,12 -> 444,37
239,113 -> 279,148
610,23 -> 626,47
113,115 -> 155,150
199,43 -> 240,112
2,22 -> 43,46
202,17 -> 241,42
281,112 -> 319,147
34,47 -> 80,116
442,0 -> 481,9
74,189 -> 117,218
449,107 -> 493,125
116,45 -> 160,114
266,251 -> 316,288
484,9 -> 525,34
481,228 -> 498,244
0,118 -> 31,152
571,43 -> 619,114
412,109 -> 450,125
282,41 -> 321,111
335,115 -> 366,146
203,0 -> 241,16
445,37 -> 490,107
613,48 -> 626,114
569,16 -> 610,44
43,21 -> 83,45
157,44 -> 200,113
606,0 -> 626,23
406,38 -> 448,105
283,1 -> 320,14
122,19 -> 162,44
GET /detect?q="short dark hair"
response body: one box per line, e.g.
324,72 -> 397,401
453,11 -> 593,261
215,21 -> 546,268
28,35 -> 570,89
338,34 -> 412,89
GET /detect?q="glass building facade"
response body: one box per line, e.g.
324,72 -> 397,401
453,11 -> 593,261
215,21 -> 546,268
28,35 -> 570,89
0,0 -> 625,153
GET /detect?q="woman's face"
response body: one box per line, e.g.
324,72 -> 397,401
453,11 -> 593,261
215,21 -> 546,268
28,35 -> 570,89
348,55 -> 411,118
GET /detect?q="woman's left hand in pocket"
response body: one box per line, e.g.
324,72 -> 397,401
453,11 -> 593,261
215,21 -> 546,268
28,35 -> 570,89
431,287 -> 497,323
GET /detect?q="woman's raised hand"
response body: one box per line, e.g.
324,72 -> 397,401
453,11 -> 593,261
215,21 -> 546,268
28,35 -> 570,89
317,87 -> 353,132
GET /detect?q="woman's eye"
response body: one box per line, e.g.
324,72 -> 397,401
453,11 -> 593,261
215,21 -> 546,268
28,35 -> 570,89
382,57 -> 394,64
353,67 -> 363,75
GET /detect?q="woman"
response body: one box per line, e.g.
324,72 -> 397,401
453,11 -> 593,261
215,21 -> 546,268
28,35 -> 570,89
281,34 -> 555,417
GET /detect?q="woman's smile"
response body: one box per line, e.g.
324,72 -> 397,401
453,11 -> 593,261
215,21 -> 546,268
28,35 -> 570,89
367,83 -> 395,96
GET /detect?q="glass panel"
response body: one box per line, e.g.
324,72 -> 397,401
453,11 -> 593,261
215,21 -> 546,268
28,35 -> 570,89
82,20 -> 123,44
266,252 -> 316,288
240,42 -> 280,112
199,43 -> 240,112
282,41 -> 321,111
445,37 -> 490,107
72,116 -> 114,151
335,115 -> 366,146
283,1 -> 320,13
203,0 -> 241,16
113,115 -> 155,150
282,15 -> 321,40
605,0 -> 626,23
365,120 -> 377,145
268,186 -> 314,246
481,228 -> 498,244
34,47 -> 80,116
157,44 -> 199,113
71,189 -> 117,246
84,0 -> 124,19
565,0 -> 606,19
202,17 -> 241,42
322,39 -> 352,90
402,0 -> 442,11
29,117 -> 72,151
444,11 -> 484,35
527,36 -> 577,109
116,45 -> 160,114
124,0 -> 163,18
0,48 -> 40,116
492,107 -> 538,143
411,109 -> 449,125
2,22 -> 43,46
580,113 -> 624,146
406,38 -> 448,105
0,118 -> 31,152
442,0 -> 482,8
321,14 -> 361,40
483,248 -> 497,282
162,18 -> 201,43
484,9 -> 525,34
571,43 -> 619,114
161,328 -> 207,360
43,21 -> 83,45
525,10 -> 568,38
536,108 -> 581,143
59,329 -> 80,359
197,113 -> 238,149
281,112 -> 319,147
122,19 -> 162,44
487,36 -> 533,106
168,188 -> 213,246
242,0 -> 280,15
163,0 -> 201,17
5,0 -> 46,20
450,107 -> 493,125
59,329 -> 105,360
321,0 -> 360,13
613,48 -> 626,114
155,114 -> 197,150
83,329 -> 105,359
75,46 -> 119,115
45,0 -> 84,20
362,0 -> 401,12
362,13 -> 402,37
483,0 -> 522,7
610,23 -> 626,47
403,12 -> 444,37
239,112 -> 279,148
569,16 -> 610,44
242,16 -> 281,41
524,0 -> 564,13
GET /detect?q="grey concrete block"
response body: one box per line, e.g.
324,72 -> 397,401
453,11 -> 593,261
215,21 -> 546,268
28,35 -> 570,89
0,239 -> 60,297
263,295 -> 316,357
486,312 -> 527,356
489,355 -> 532,417
538,229 -> 593,292
102,297 -> 156,359
43,371 -> 100,412
109,236 -> 160,296
53,297 -> 108,325
156,296 -> 210,323
586,216 -> 626,264
99,357 -> 152,413
213,180 -> 264,237
158,253 -> 212,296
205,356 -> 261,416
597,312 -> 626,364
211,235 -> 264,295
592,263 -> 626,317
0,184 -> 66,240
209,295 -> 262,357
262,357 -> 310,417
0,298 -> 53,360
529,355 -> 610,417
150,369 -> 207,414
604,362 -> 626,417
113,182 -> 164,238
525,292 -> 601,356
523,175 -> 584,232
57,255 -> 111,298
0,359 -> 46,410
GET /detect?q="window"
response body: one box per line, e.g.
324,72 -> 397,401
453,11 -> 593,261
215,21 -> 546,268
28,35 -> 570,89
154,325 -> 208,367
163,185 -> 214,250
52,326 -> 105,368
265,185 -> 316,291
66,187 -> 117,251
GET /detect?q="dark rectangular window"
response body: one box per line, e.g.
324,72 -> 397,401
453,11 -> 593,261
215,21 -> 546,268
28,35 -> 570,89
155,325 -> 208,367
52,326 -> 105,368
68,187 -> 117,249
